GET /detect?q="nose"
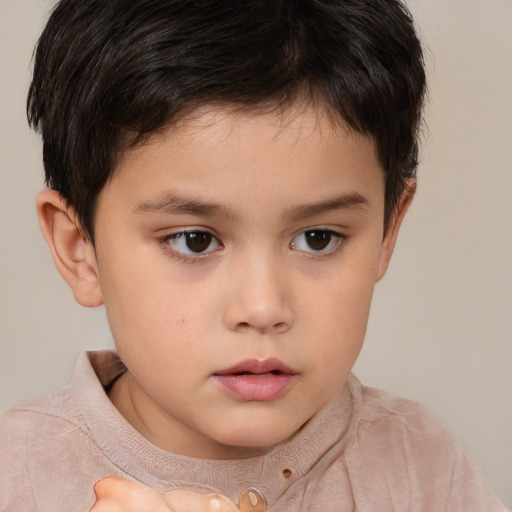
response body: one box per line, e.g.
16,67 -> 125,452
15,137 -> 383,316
223,254 -> 294,335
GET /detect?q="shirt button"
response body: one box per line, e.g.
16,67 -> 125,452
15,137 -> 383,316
238,487 -> 267,512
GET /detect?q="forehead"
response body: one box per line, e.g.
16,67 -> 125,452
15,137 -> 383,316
105,103 -> 384,218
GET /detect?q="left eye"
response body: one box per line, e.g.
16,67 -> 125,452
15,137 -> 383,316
291,229 -> 342,253
165,230 -> 222,255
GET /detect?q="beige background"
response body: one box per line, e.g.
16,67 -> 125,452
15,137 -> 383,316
1,0 -> 511,506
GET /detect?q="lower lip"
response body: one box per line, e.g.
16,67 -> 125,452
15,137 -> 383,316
213,373 -> 295,401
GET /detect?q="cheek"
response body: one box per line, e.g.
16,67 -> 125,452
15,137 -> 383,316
98,255 -> 190,345
299,289 -> 373,405
300,263 -> 377,367
100,256 -> 225,369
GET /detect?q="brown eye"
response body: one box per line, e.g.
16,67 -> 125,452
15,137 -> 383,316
304,230 -> 331,251
291,229 -> 343,254
185,231 -> 212,252
166,230 -> 221,256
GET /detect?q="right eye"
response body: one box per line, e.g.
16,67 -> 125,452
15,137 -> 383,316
164,230 -> 222,256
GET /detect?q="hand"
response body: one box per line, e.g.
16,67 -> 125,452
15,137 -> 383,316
91,477 -> 240,512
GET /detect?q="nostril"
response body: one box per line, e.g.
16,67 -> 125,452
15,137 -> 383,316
273,322 -> 289,333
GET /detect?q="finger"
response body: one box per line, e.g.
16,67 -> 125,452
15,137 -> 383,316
93,477 -> 172,511
90,498 -> 122,512
93,477 -> 146,498
163,490 -> 240,512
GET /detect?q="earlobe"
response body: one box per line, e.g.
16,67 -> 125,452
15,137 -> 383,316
376,181 -> 416,282
36,189 -> 103,307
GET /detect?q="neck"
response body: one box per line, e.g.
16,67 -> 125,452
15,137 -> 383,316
108,370 -> 273,459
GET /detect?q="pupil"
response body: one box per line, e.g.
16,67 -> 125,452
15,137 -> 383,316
306,230 -> 330,251
186,232 -> 211,252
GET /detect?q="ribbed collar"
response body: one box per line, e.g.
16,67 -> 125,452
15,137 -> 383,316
72,350 -> 361,506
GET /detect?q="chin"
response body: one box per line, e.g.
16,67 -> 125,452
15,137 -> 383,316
213,421 -> 299,454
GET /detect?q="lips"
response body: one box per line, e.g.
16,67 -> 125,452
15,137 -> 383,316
213,358 -> 296,401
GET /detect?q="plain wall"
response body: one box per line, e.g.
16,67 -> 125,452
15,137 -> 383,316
1,0 -> 511,506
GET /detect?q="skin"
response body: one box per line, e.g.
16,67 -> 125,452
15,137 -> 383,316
37,104 -> 413,477
91,477 -> 239,511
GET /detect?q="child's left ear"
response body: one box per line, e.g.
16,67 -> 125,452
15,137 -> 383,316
376,181 -> 416,282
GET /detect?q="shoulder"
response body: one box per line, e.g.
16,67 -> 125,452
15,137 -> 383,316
0,389 -> 79,510
1,387 -> 90,452
343,376 -> 507,511
2,386 -> 82,425
356,380 -> 457,450
347,378 -> 464,480
0,352 -> 135,511
0,388 -> 102,512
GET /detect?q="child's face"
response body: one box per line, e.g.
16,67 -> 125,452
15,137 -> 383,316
90,105 -> 399,459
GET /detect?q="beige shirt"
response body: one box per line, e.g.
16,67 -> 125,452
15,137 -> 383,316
0,351 -> 506,511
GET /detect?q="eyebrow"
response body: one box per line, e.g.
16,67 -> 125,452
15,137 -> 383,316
134,193 -> 239,221
134,191 -> 369,222
285,192 -> 370,221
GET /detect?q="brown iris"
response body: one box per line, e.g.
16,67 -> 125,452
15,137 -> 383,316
305,230 -> 331,251
185,231 -> 212,252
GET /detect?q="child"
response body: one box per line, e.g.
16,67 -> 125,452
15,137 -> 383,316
0,0 -> 507,510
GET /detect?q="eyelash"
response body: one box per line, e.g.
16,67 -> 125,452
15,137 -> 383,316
290,228 -> 346,256
161,229 -> 223,262
160,227 -> 347,262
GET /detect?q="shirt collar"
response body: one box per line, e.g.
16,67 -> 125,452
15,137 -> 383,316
72,350 -> 360,506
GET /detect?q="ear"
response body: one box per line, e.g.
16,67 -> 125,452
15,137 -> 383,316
376,181 -> 416,282
36,189 -> 103,307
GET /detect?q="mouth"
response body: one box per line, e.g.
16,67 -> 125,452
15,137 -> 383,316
214,358 -> 296,376
213,358 -> 297,401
